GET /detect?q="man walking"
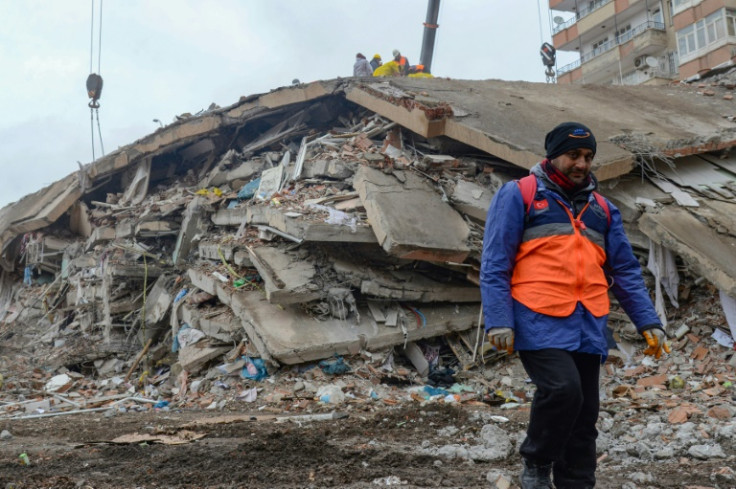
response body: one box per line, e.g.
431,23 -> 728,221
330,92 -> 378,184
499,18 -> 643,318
480,122 -> 669,488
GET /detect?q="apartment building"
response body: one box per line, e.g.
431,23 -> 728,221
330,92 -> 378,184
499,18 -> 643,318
551,0 -> 736,84
674,0 -> 736,78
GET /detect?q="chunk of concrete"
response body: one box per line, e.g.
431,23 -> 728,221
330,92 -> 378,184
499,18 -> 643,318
301,159 -> 355,180
354,165 -> 470,262
248,246 -> 321,305
173,197 -> 207,266
449,179 -> 496,222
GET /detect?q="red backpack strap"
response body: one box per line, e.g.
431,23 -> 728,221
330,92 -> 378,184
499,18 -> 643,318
592,191 -> 611,227
515,175 -> 537,215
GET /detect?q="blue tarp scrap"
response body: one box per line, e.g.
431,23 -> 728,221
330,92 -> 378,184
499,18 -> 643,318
318,356 -> 350,375
174,289 -> 188,304
237,178 -> 261,200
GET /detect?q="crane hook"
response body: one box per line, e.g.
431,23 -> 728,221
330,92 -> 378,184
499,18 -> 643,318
86,73 -> 103,108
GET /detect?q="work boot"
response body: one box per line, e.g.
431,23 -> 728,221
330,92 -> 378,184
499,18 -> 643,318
520,457 -> 554,489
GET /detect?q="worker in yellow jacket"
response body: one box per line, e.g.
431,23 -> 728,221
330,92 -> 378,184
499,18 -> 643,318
373,60 -> 401,77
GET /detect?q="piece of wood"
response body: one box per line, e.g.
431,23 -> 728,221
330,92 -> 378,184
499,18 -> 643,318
124,338 -> 153,383
445,333 -> 476,371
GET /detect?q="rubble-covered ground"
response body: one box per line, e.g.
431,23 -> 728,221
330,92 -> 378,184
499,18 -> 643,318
0,351 -> 734,489
1,280 -> 735,489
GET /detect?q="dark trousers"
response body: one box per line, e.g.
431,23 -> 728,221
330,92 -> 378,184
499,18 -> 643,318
519,349 -> 601,489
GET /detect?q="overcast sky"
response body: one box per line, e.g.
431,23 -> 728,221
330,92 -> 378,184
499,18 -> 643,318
0,1 -> 575,209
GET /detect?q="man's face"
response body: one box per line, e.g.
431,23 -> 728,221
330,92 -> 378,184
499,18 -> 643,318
550,148 -> 594,184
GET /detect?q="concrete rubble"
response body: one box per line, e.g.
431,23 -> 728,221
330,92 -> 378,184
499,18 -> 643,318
0,77 -> 735,476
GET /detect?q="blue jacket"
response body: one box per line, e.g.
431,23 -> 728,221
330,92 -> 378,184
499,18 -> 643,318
480,164 -> 661,356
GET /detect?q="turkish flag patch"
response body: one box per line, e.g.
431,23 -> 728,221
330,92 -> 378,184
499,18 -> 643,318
533,199 -> 549,210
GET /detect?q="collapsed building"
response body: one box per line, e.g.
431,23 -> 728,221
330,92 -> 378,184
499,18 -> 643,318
1,77 -> 736,391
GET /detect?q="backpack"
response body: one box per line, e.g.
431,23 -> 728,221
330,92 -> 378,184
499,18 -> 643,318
516,175 -> 611,226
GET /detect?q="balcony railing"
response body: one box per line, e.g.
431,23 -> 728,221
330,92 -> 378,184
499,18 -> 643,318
557,20 -> 666,75
552,0 -> 614,34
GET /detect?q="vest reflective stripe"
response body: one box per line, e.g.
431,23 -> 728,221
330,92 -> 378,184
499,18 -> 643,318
511,200 -> 610,317
522,222 -> 605,249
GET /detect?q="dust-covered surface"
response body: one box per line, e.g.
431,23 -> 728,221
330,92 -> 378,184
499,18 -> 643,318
1,279 -> 736,488
0,401 -> 733,489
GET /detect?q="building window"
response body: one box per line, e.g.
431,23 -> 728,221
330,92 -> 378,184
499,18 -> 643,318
592,37 -> 609,55
705,10 -> 725,43
728,9 -> 736,37
673,0 -> 703,16
651,8 -> 664,25
617,24 -> 632,37
677,25 -> 696,55
676,9 -> 726,57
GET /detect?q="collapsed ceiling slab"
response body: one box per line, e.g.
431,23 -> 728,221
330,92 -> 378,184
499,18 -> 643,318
3,77 -> 736,263
639,206 -> 736,297
346,78 -> 736,181
229,289 -> 479,365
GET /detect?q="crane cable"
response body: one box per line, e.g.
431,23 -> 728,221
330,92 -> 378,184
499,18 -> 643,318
88,0 -> 105,161
536,0 -> 545,46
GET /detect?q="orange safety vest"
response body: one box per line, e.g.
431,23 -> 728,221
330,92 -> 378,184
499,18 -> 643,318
510,198 -> 610,318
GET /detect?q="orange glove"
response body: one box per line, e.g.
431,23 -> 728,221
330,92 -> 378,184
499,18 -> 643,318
488,328 -> 514,355
642,329 -> 670,359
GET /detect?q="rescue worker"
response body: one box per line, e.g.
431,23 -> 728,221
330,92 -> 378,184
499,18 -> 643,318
408,64 -> 433,78
370,53 -> 382,71
372,59 -> 401,77
392,49 -> 410,75
480,122 -> 669,489
353,53 -> 373,77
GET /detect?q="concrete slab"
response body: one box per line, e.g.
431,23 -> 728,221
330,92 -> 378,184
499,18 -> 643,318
246,205 -> 376,243
228,290 -> 478,365
354,166 -> 470,262
332,257 -> 480,303
347,78 -> 736,182
179,344 -> 230,374
639,207 -> 736,297
247,246 -> 321,305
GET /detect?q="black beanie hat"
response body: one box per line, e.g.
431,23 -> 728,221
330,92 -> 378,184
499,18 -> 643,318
544,122 -> 597,160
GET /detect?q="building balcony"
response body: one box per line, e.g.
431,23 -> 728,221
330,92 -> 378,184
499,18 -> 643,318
632,27 -> 669,55
557,20 -> 666,76
552,0 -> 614,35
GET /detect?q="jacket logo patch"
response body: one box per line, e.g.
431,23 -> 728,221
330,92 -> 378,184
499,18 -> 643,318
533,199 -> 549,211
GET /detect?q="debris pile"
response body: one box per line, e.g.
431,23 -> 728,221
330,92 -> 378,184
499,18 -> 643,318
0,78 -> 734,441
0,94 -> 515,414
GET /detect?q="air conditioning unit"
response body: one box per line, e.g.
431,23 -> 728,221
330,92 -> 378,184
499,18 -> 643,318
634,55 -> 658,70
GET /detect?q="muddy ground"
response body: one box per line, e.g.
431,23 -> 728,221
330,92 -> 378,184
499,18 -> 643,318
0,401 -> 728,489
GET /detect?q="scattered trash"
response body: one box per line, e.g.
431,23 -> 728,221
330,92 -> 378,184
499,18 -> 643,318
318,356 -> 350,375
241,357 -> 268,381
238,387 -> 258,403
316,385 -> 345,404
